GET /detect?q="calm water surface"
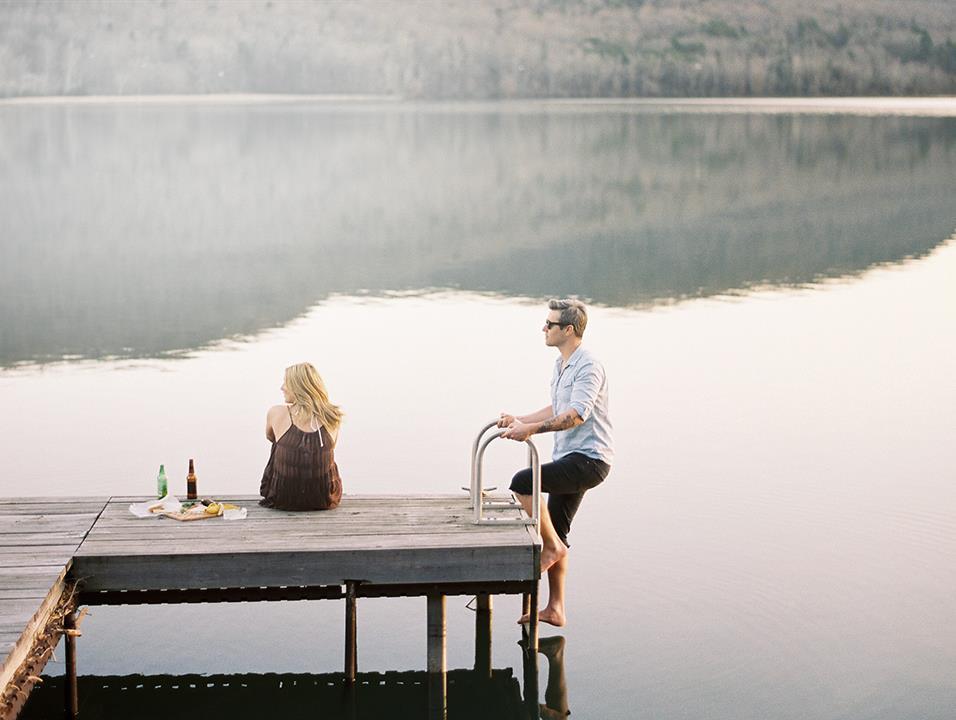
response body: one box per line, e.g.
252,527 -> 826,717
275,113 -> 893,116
2,100 -> 955,719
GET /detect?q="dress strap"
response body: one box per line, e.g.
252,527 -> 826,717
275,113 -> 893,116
290,404 -> 324,446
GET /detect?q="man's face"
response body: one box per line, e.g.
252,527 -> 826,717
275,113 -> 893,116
543,310 -> 570,347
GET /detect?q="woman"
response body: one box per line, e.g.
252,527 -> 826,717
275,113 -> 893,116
259,362 -> 343,510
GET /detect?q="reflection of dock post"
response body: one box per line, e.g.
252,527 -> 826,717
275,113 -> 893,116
521,632 -> 540,718
344,581 -> 357,684
64,610 -> 79,719
474,593 -> 492,678
528,544 -> 540,653
522,559 -> 541,714
427,593 -> 447,720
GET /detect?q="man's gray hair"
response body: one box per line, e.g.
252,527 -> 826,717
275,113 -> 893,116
548,298 -> 588,338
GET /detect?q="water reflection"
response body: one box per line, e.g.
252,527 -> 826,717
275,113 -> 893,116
22,669 -> 526,719
22,637 -> 576,719
520,634 -> 571,720
537,636 -> 569,720
1,103 -> 954,366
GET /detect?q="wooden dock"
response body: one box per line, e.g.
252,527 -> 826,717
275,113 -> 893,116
0,494 -> 541,719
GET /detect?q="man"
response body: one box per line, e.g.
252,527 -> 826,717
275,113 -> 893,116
499,298 -> 613,627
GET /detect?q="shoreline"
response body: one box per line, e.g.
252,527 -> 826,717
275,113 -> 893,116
1,94 -> 955,116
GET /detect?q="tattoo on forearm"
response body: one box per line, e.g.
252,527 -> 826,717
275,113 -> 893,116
538,411 -> 580,433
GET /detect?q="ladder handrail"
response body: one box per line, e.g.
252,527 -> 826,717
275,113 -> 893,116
471,419 -> 541,529
469,420 -> 501,508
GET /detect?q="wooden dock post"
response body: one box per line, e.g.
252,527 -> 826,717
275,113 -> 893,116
474,593 -> 492,678
64,611 -> 78,719
426,593 -> 446,720
344,581 -> 357,684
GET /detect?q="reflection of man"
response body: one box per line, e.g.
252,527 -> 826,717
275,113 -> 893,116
500,299 -> 613,626
538,636 -> 569,719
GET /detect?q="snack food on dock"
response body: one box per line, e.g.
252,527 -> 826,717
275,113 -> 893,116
129,496 -> 246,520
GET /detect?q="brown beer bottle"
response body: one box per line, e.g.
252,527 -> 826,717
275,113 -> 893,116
186,458 -> 198,500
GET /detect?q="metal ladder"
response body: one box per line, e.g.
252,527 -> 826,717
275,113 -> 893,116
469,419 -> 541,528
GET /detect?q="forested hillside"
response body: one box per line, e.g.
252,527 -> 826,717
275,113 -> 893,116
1,0 -> 955,98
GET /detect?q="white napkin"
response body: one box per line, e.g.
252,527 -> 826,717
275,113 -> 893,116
223,507 -> 248,521
129,494 -> 183,518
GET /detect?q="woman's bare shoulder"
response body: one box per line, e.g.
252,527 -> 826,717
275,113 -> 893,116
267,404 -> 289,418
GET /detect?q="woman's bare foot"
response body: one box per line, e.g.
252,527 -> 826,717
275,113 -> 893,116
516,606 -> 566,627
540,540 -> 568,573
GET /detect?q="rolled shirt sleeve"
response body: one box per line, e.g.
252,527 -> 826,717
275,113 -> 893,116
568,360 -> 604,422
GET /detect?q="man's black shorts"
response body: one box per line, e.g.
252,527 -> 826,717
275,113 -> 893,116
509,452 -> 610,549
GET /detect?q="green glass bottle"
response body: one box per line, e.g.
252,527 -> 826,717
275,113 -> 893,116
157,464 -> 168,499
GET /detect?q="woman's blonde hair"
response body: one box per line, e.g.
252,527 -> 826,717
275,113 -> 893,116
284,362 -> 343,433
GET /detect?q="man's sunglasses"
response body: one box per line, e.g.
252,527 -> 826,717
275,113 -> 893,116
544,320 -> 570,329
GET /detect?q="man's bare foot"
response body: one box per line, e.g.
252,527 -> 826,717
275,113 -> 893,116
538,607 -> 566,627
540,541 -> 568,573
516,607 -> 566,627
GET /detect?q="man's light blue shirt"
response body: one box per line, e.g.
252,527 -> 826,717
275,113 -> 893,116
550,345 -> 614,465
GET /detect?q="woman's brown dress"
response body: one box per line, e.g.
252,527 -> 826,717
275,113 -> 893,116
259,414 -> 342,511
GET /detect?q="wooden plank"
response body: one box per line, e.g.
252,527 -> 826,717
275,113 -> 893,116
0,572 -> 67,596
92,505 -> 494,520
81,521 -> 528,540
74,541 -> 530,565
0,552 -> 76,568
0,544 -> 79,555
0,501 -> 109,516
0,532 -> 88,546
0,596 -> 56,630
0,566 -> 69,580
0,497 -> 109,507
0,513 -> 102,534
0,589 -> 49,601
91,501 -> 520,523
97,497 -> 493,518
85,518 -> 517,533
0,566 -> 70,689
72,544 -> 535,591
81,524 -> 518,539
84,520 -> 527,540
79,534 -> 525,548
107,494 -> 469,502
0,576 -> 65,594
98,503 -> 476,520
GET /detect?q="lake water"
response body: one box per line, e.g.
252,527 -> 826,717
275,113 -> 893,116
2,99 -> 955,719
